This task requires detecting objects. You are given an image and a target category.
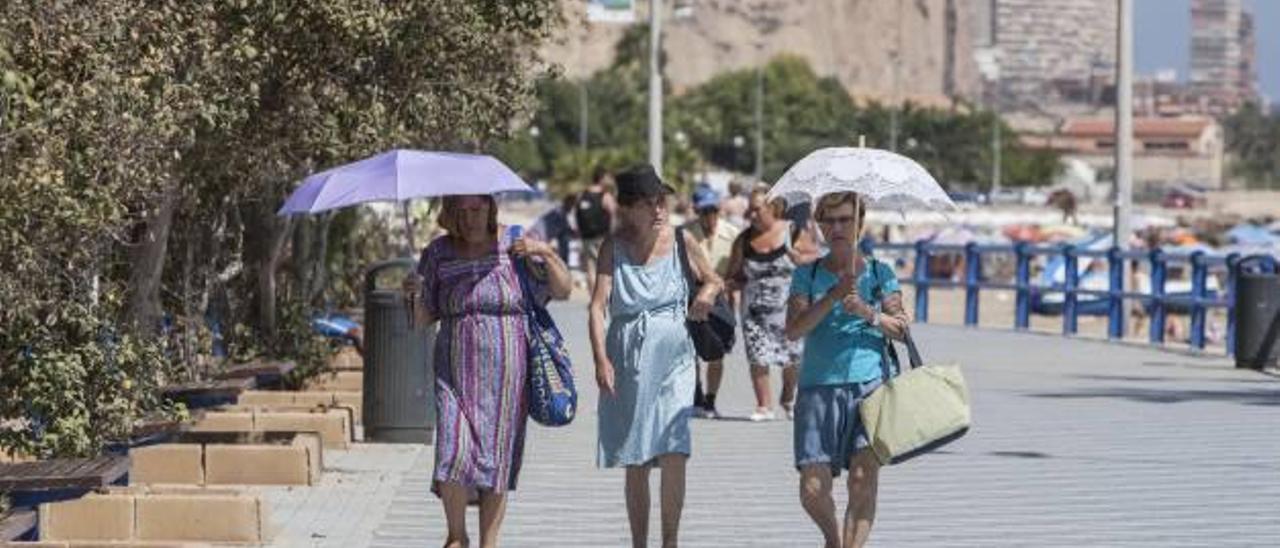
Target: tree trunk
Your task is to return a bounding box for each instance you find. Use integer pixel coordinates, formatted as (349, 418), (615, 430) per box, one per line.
(125, 184), (181, 333)
(243, 199), (293, 339)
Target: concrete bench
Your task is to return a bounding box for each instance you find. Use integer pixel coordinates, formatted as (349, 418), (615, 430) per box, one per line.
(236, 390), (363, 424)
(130, 434), (321, 487)
(189, 409), (351, 449)
(35, 489), (269, 544)
(303, 370), (363, 392)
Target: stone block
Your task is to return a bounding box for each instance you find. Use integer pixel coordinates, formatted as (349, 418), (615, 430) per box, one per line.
(304, 371), (362, 392)
(253, 411), (350, 449)
(134, 494), (266, 543)
(204, 444), (312, 486)
(38, 495), (134, 541)
(235, 390), (297, 407)
(329, 347), (363, 371)
(291, 433), (324, 484)
(187, 412), (253, 433)
(129, 444), (203, 485)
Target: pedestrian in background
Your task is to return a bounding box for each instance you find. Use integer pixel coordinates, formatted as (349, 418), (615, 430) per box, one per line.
(531, 194), (578, 265)
(721, 179), (750, 229)
(403, 194), (573, 548)
(574, 166), (617, 295)
(784, 191), (909, 548)
(589, 165), (723, 548)
(682, 183), (741, 419)
(726, 185), (820, 421)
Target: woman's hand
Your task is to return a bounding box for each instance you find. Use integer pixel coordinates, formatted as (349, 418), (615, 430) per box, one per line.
(829, 271), (857, 300)
(595, 359), (616, 397)
(841, 294), (876, 321)
(401, 271), (424, 299)
(510, 237), (553, 259)
(878, 313), (909, 339)
(688, 291), (715, 322)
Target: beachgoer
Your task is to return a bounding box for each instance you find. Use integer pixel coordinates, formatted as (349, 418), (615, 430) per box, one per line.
(784, 192), (910, 548)
(574, 166), (618, 295)
(726, 185), (820, 421)
(532, 194), (578, 265)
(721, 179), (750, 229)
(402, 194), (573, 548)
(590, 165), (723, 548)
(681, 183), (741, 418)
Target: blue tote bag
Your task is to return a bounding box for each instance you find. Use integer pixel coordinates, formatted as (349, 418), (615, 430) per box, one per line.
(509, 226), (577, 426)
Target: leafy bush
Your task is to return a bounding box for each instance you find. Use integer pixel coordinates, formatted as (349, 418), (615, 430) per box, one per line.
(0, 300), (186, 458)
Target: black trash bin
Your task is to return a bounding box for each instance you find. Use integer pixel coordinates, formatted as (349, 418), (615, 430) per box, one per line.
(1233, 255), (1279, 370)
(363, 258), (436, 442)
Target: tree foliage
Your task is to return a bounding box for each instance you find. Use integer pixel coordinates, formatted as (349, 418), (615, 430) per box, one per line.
(0, 0), (557, 457)
(1224, 102), (1280, 189)
(502, 49), (1060, 192)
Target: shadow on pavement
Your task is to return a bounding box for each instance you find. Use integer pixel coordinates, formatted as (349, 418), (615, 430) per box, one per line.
(1026, 387), (1280, 406)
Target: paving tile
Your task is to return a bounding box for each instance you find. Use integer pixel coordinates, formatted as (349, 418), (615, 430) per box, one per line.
(262, 302), (1280, 547)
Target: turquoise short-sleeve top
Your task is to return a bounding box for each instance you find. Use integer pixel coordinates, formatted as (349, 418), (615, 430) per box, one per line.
(789, 257), (901, 387)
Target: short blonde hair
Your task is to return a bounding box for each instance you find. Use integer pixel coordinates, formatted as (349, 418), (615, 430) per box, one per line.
(437, 194), (498, 236)
(814, 192), (866, 223)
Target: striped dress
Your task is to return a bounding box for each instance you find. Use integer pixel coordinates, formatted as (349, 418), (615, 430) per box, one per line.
(417, 229), (546, 495)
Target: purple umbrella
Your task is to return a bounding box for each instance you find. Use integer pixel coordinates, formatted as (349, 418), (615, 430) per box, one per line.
(277, 149), (532, 250)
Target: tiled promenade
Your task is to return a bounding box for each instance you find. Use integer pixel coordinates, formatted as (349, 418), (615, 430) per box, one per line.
(265, 302), (1280, 547)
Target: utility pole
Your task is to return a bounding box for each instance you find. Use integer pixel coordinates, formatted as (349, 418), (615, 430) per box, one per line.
(754, 41), (765, 180)
(1114, 0), (1133, 251)
(889, 0), (903, 152)
(648, 0), (664, 174)
(992, 71), (1002, 194)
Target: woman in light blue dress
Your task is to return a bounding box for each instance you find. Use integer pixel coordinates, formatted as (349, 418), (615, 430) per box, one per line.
(589, 165), (723, 548)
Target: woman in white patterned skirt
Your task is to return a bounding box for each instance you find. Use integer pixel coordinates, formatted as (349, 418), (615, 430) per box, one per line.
(725, 185), (819, 421)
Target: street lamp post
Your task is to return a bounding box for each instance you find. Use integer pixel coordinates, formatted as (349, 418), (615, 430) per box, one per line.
(754, 41), (765, 180)
(648, 0), (664, 174)
(1114, 0), (1133, 251)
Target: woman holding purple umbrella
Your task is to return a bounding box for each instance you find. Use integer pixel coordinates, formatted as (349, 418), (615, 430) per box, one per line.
(402, 194), (573, 548)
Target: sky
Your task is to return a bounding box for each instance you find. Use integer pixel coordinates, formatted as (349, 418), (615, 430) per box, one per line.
(1135, 0), (1279, 104)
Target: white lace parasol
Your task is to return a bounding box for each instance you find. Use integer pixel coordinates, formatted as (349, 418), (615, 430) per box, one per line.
(767, 147), (957, 212)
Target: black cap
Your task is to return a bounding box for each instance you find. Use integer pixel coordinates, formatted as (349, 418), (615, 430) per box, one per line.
(615, 164), (675, 200)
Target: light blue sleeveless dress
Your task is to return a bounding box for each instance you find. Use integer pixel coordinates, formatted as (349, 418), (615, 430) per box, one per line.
(597, 235), (697, 468)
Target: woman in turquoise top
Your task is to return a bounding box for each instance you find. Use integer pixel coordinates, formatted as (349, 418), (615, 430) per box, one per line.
(784, 192), (910, 548)
(589, 165), (723, 548)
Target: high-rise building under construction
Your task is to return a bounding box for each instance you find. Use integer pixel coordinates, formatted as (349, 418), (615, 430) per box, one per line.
(1190, 0), (1257, 113)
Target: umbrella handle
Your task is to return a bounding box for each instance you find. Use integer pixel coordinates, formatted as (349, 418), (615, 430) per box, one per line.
(402, 201), (418, 329)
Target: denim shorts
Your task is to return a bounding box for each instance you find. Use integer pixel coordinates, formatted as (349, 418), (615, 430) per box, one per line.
(793, 378), (883, 476)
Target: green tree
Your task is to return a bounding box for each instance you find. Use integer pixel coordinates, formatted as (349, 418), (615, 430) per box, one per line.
(0, 0), (558, 457)
(1224, 102), (1280, 189)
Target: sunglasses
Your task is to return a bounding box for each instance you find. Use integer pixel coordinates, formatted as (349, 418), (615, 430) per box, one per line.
(818, 215), (860, 226)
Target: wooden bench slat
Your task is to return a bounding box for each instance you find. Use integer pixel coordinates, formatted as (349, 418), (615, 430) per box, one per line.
(0, 455), (129, 491)
(0, 508), (37, 541)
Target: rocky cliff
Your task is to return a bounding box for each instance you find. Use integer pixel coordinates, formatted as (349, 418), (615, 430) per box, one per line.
(543, 0), (981, 105)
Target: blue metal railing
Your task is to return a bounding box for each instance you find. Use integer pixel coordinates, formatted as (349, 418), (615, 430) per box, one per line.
(870, 241), (1278, 353)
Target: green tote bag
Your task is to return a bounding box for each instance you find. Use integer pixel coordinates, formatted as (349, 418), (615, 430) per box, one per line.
(859, 333), (970, 465)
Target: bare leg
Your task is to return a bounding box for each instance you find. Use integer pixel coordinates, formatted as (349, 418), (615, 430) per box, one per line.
(706, 359), (724, 399)
(843, 450), (880, 548)
(780, 365), (798, 409)
(438, 482), (471, 548)
(750, 365), (772, 411)
(659, 454), (687, 548)
(799, 465), (839, 548)
(478, 491), (508, 548)
(584, 245), (599, 296)
(625, 464), (652, 548)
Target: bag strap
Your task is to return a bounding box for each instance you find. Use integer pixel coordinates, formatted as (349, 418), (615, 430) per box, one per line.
(508, 225), (535, 308)
(674, 226), (698, 302)
(870, 258), (924, 375)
